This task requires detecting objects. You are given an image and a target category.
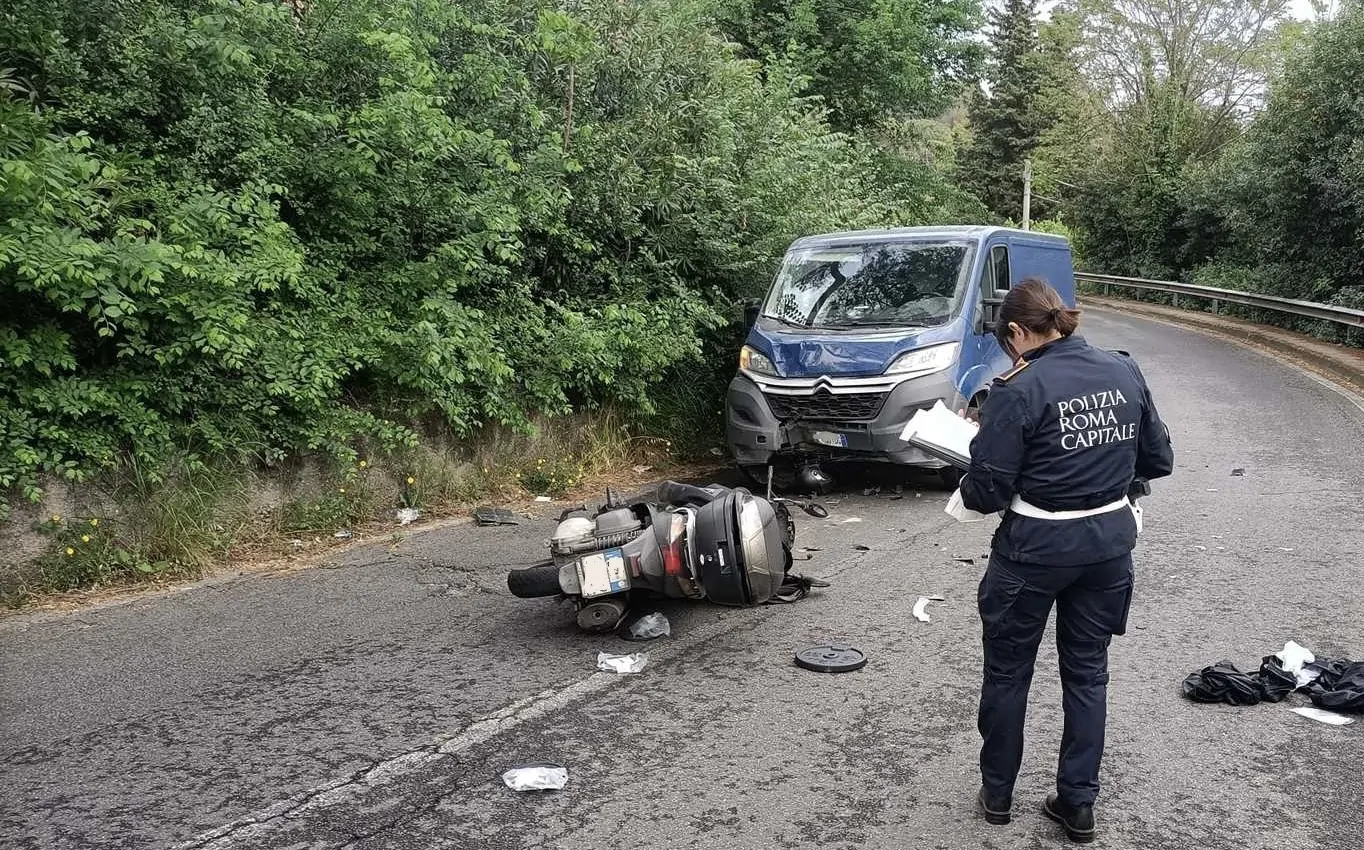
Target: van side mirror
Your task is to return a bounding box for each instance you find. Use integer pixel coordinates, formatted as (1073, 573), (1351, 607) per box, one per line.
(981, 288), (1009, 333)
(743, 302), (761, 329)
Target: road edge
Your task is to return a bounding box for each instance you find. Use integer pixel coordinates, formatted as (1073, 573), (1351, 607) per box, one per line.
(1082, 296), (1364, 414)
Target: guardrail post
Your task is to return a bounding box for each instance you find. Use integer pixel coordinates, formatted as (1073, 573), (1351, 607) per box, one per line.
(1172, 293), (1180, 309)
(1211, 299), (1220, 315)
(1104, 282), (1110, 297)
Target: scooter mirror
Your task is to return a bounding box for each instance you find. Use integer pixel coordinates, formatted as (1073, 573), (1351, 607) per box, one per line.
(803, 503), (829, 518)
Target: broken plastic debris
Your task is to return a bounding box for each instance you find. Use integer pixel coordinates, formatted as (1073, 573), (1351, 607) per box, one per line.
(333, 529), (353, 539)
(632, 465), (653, 474)
(1231, 468), (1246, 476)
(502, 762), (569, 791)
(1290, 707), (1355, 726)
(628, 612), (670, 640)
(534, 495), (552, 502)
(1276, 640), (1319, 688)
(473, 507), (518, 526)
(597, 652), (648, 674)
(912, 597), (933, 623)
(840, 517), (863, 524)
(852, 544), (870, 551)
(396, 508), (420, 526)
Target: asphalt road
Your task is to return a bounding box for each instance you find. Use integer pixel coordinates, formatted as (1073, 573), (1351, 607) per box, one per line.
(3, 310), (1364, 850)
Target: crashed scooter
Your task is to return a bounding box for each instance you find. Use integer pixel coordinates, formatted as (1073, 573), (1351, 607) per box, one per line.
(506, 481), (827, 631)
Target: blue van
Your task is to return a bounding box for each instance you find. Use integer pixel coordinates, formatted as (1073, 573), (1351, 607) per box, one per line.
(725, 225), (1076, 489)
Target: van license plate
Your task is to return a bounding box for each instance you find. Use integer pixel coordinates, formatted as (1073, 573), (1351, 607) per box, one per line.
(813, 431), (848, 448)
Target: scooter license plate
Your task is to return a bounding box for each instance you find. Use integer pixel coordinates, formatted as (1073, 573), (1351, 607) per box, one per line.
(812, 431), (848, 448)
(576, 548), (630, 598)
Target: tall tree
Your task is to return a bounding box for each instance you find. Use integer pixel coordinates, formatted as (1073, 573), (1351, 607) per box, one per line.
(719, 0), (984, 132)
(957, 0), (1045, 222)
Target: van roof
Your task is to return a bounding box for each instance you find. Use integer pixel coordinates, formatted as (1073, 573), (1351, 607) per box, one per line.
(789, 225), (1069, 249)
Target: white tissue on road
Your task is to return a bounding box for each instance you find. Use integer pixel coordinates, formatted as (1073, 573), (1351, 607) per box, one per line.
(502, 764), (569, 791)
(597, 652), (648, 674)
(1276, 640), (1321, 688)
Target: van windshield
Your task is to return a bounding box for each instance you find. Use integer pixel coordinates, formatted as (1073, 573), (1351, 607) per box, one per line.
(762, 240), (975, 329)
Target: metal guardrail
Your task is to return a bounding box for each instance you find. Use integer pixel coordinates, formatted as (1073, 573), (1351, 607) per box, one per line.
(1075, 272), (1364, 330)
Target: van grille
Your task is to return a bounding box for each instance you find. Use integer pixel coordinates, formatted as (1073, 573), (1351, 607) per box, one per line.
(765, 391), (887, 422)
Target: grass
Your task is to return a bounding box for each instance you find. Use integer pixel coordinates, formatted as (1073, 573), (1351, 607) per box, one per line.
(1, 408), (696, 607)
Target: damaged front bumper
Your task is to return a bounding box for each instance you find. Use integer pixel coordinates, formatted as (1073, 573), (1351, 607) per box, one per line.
(725, 371), (967, 468)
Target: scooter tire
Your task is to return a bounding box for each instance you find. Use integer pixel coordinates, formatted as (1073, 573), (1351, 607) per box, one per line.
(507, 563), (562, 598)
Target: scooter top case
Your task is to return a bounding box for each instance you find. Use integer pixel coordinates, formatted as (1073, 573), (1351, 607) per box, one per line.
(692, 488), (787, 606)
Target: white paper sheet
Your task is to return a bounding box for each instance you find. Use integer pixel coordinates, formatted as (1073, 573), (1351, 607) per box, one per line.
(900, 400), (979, 467)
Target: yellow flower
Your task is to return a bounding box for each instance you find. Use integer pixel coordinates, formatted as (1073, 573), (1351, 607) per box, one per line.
(406, 476), (415, 485)
(81, 534), (91, 543)
(359, 460), (369, 469)
(65, 547), (75, 556)
(90, 518), (99, 527)
(338, 487), (346, 494)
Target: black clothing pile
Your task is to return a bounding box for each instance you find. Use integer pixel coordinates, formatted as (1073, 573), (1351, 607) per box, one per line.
(1182, 652), (1364, 712)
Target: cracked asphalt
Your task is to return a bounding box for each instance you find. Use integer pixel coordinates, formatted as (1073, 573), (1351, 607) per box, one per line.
(3, 309), (1363, 850)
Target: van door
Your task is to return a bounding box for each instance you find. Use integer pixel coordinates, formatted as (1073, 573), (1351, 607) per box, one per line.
(962, 241), (1016, 403)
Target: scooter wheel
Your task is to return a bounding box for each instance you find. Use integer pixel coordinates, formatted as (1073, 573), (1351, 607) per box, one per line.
(507, 563), (562, 598)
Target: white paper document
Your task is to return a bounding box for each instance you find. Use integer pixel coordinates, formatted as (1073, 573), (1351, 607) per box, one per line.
(900, 400), (979, 470)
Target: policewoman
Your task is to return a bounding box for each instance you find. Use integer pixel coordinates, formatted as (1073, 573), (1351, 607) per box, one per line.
(960, 278), (1174, 843)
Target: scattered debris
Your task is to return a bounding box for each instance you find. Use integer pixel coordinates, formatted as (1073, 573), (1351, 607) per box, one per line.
(953, 556), (976, 565)
(333, 530), (353, 539)
(1206, 488), (1219, 492)
(795, 644), (867, 673)
(1278, 547), (1295, 553)
(502, 762), (569, 791)
(473, 507), (519, 526)
(1291, 707), (1356, 726)
(534, 495), (552, 502)
(852, 544), (871, 551)
(1231, 468), (1246, 476)
(840, 517), (863, 524)
(291, 539), (304, 549)
(627, 612), (670, 641)
(862, 487), (881, 496)
(632, 465), (653, 474)
(1183, 642), (1364, 712)
(1182, 660), (1262, 706)
(597, 651), (648, 674)
(396, 508), (420, 526)
(911, 596), (945, 623)
(803, 546), (822, 553)
(709, 447), (724, 456)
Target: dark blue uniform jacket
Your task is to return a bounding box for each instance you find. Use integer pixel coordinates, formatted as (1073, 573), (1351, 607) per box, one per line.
(960, 334), (1175, 566)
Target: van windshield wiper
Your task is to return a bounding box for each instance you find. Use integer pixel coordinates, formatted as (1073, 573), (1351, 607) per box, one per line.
(823, 319), (929, 328)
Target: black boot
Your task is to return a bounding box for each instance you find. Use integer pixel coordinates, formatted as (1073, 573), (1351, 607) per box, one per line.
(977, 787), (1012, 825)
(1044, 793), (1096, 843)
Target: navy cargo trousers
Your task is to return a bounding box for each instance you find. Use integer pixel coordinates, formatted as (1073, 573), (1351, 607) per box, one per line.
(977, 551), (1135, 806)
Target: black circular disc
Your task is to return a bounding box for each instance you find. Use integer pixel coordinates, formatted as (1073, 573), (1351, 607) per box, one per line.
(795, 644), (867, 673)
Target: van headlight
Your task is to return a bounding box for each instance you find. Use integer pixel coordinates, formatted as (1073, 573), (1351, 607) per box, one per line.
(739, 345), (778, 376)
(885, 343), (959, 377)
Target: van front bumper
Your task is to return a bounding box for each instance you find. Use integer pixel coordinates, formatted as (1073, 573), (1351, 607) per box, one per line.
(725, 372), (968, 467)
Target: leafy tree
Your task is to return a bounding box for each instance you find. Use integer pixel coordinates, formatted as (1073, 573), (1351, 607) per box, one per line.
(719, 0), (985, 131)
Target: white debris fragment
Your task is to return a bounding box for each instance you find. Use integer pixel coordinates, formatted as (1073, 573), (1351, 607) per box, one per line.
(912, 597), (933, 623)
(840, 517), (863, 524)
(396, 508), (420, 526)
(503, 763), (569, 791)
(1275, 641), (1321, 688)
(597, 652), (648, 674)
(1290, 707), (1355, 726)
(534, 495), (552, 502)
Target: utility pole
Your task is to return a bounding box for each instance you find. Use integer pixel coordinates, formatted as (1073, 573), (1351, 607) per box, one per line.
(1022, 158), (1032, 231)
